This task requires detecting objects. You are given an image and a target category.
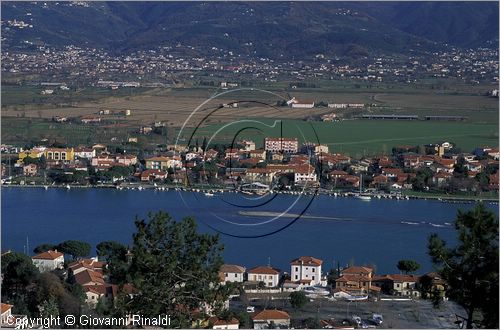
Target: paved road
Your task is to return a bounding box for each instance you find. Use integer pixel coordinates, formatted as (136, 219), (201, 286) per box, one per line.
(231, 296), (466, 329)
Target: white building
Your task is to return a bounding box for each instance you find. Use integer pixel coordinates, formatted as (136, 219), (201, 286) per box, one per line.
(247, 266), (280, 287)
(290, 256), (323, 286)
(1, 303), (13, 324)
(242, 140), (256, 151)
(32, 250), (64, 272)
(264, 137), (298, 154)
(347, 103), (365, 108)
(328, 103), (348, 109)
(210, 317), (240, 329)
(219, 264), (246, 284)
(252, 310), (290, 329)
(314, 144), (329, 154)
(294, 165), (318, 184)
(287, 97), (314, 108)
(74, 147), (96, 159)
(185, 152), (200, 161)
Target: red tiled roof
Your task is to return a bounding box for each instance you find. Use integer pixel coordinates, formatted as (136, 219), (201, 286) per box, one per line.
(220, 264), (246, 273)
(32, 250), (64, 260)
(145, 156), (170, 162)
(372, 174), (388, 183)
(248, 266), (280, 275)
(252, 309), (290, 320)
(209, 317), (240, 326)
(438, 158), (455, 167)
(294, 164), (316, 174)
(342, 265), (373, 275)
(74, 269), (105, 286)
(83, 285), (106, 295)
(1, 303), (13, 314)
(247, 168), (276, 174)
(387, 274), (420, 282)
(373, 274), (419, 283)
(382, 168), (404, 174)
(68, 259), (105, 273)
(336, 274), (371, 283)
(141, 169), (167, 177)
(290, 256), (323, 266)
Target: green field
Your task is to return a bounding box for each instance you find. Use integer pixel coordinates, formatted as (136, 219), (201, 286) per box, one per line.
(2, 117), (498, 157)
(1, 117), (139, 147)
(182, 119), (499, 157)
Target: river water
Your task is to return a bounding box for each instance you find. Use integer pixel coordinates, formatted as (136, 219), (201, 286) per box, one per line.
(2, 187), (497, 274)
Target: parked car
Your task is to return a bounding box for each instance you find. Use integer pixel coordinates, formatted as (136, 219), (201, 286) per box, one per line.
(371, 314), (383, 325)
(246, 306), (255, 313)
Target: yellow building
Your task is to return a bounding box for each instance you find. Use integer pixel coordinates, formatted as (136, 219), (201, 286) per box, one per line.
(44, 148), (75, 162)
(145, 156), (170, 170)
(145, 156), (182, 170)
(17, 148), (46, 164)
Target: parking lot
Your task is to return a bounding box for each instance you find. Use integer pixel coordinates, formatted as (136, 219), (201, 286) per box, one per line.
(231, 295), (466, 328)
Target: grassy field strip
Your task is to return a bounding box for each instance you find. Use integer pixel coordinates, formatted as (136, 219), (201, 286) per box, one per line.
(325, 134), (479, 146)
(187, 119), (498, 155)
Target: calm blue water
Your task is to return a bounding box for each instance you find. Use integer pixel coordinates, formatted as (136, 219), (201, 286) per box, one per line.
(2, 187), (497, 274)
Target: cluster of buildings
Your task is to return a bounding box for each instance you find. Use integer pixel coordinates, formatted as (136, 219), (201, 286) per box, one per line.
(1, 37), (497, 85)
(2, 138), (499, 195)
(216, 257), (447, 329)
(218, 257), (444, 300)
(2, 250), (328, 329)
(29, 249), (136, 307)
(12, 250), (446, 329)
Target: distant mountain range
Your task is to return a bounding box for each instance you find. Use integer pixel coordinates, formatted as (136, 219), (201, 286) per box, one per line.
(1, 2), (498, 58)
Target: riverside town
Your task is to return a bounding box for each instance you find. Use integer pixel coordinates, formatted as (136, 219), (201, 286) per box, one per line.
(1, 2), (498, 330)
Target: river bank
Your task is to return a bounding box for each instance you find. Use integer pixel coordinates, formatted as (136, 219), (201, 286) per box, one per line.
(2, 182), (498, 203)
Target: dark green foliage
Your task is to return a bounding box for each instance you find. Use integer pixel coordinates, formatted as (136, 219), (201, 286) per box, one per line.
(396, 260), (421, 274)
(96, 241), (127, 261)
(428, 203), (499, 329)
(33, 243), (57, 254)
(304, 317), (321, 329)
(101, 166), (134, 180)
(1, 252), (39, 295)
(453, 157), (468, 178)
(233, 311), (251, 329)
(1, 252), (84, 319)
(96, 241), (129, 284)
(412, 168), (434, 191)
(289, 291), (308, 309)
(57, 240), (91, 260)
(201, 137), (208, 152)
(327, 264), (341, 287)
(22, 156), (39, 165)
(125, 211), (229, 327)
